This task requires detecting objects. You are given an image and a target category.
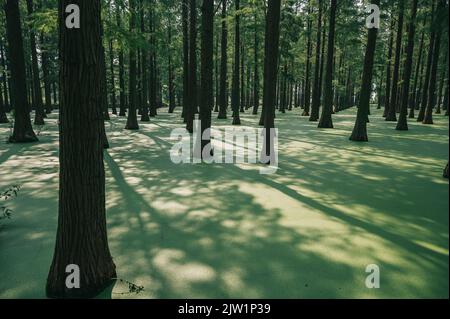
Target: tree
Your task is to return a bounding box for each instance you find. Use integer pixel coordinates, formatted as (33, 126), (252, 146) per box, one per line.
(186, 0), (197, 133)
(396, 0), (418, 131)
(231, 0), (241, 125)
(4, 0), (38, 143)
(199, 0), (214, 159)
(261, 0), (281, 163)
(423, 0), (446, 125)
(318, 0), (336, 129)
(47, 0), (116, 298)
(386, 0), (404, 122)
(26, 0), (45, 126)
(182, 0), (189, 121)
(417, 0), (436, 122)
(125, 0), (140, 130)
(349, 0), (380, 142)
(310, 0), (323, 122)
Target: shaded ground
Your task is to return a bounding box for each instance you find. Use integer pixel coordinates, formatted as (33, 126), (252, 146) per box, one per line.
(0, 107), (448, 299)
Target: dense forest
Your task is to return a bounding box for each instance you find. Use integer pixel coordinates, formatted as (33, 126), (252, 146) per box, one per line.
(0, 0), (448, 299)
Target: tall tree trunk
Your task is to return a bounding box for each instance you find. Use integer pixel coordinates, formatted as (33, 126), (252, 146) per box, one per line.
(231, 0), (241, 125)
(240, 44), (245, 113)
(40, 34), (52, 114)
(108, 38), (117, 115)
(125, 0), (139, 130)
(199, 0), (214, 159)
(435, 52), (447, 114)
(386, 0), (404, 122)
(4, 0), (38, 143)
(218, 0), (228, 119)
(47, 0), (116, 298)
(116, 3), (126, 116)
(396, 0), (418, 130)
(186, 0), (198, 133)
(383, 18), (394, 117)
(261, 0), (281, 163)
(310, 0), (323, 122)
(182, 0), (189, 120)
(349, 0), (380, 141)
(26, 0), (45, 125)
(318, 0), (336, 128)
(140, 1), (150, 121)
(0, 42), (9, 110)
(423, 0), (445, 124)
(168, 22), (176, 114)
(417, 0), (436, 122)
(409, 26), (425, 118)
(302, 2), (312, 116)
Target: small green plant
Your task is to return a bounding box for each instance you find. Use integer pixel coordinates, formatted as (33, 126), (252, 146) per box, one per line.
(112, 278), (145, 296)
(1, 185), (21, 224)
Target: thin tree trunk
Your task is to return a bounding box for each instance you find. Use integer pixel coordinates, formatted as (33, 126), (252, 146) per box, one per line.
(4, 0), (38, 143)
(218, 0), (228, 119)
(231, 0), (241, 125)
(310, 0), (323, 121)
(423, 0), (445, 124)
(125, 0), (139, 130)
(318, 0), (336, 128)
(386, 0), (404, 122)
(199, 0), (214, 159)
(261, 0), (281, 163)
(396, 0), (418, 130)
(349, 0), (380, 141)
(26, 0), (45, 125)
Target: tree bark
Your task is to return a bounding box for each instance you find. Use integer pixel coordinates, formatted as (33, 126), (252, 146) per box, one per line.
(349, 0), (380, 142)
(26, 0), (45, 125)
(125, 0), (139, 130)
(261, 0), (281, 163)
(47, 0), (116, 298)
(310, 0), (323, 122)
(199, 0), (214, 159)
(4, 0), (38, 143)
(318, 0), (336, 128)
(231, 0), (241, 125)
(386, 0), (404, 122)
(396, 0), (417, 131)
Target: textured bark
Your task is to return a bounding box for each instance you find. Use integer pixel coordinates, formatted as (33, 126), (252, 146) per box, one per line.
(0, 42), (9, 110)
(199, 0), (214, 158)
(182, 0), (189, 120)
(218, 0), (228, 120)
(125, 0), (139, 130)
(409, 27), (425, 118)
(310, 0), (323, 122)
(108, 38), (117, 115)
(253, 13), (260, 115)
(302, 2), (312, 117)
(261, 0), (281, 162)
(386, 0), (404, 122)
(47, 0), (116, 298)
(396, 0), (417, 131)
(27, 0), (45, 125)
(168, 22), (176, 114)
(231, 0), (241, 125)
(349, 0), (380, 142)
(116, 4), (126, 117)
(140, 2), (150, 121)
(318, 0), (336, 129)
(186, 0), (197, 133)
(417, 1), (436, 122)
(423, 0), (445, 124)
(40, 33), (53, 114)
(4, 0), (38, 143)
(383, 19), (394, 117)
